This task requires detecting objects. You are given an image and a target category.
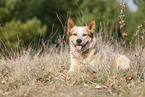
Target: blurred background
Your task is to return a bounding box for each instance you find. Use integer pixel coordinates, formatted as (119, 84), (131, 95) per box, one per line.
(0, 0), (145, 49)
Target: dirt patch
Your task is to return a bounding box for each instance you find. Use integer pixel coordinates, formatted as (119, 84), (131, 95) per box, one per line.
(55, 87), (109, 97)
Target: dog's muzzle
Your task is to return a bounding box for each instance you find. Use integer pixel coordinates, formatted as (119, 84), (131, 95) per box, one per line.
(71, 41), (89, 50)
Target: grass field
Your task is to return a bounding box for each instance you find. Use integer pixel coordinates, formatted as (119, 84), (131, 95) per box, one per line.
(0, 1), (145, 96)
(0, 31), (145, 97)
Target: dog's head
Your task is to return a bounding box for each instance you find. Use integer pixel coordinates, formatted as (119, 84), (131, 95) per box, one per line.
(67, 17), (95, 51)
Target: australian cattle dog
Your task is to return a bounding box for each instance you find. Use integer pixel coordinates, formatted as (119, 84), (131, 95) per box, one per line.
(67, 17), (130, 73)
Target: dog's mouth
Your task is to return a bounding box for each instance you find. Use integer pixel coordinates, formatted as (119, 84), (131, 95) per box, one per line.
(71, 41), (89, 50)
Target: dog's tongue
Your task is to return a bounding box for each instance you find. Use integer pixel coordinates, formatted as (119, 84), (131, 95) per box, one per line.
(76, 45), (82, 50)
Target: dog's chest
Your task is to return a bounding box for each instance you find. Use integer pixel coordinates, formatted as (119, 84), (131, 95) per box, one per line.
(71, 48), (96, 65)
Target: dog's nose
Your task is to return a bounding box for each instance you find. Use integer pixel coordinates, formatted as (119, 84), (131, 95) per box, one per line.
(76, 39), (82, 44)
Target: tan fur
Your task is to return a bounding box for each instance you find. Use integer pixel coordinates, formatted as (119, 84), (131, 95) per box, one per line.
(67, 17), (130, 73)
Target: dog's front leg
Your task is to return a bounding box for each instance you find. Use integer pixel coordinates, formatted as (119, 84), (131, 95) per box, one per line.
(68, 58), (80, 73)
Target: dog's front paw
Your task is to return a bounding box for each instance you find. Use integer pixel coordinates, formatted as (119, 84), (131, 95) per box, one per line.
(67, 68), (78, 76)
(67, 69), (74, 74)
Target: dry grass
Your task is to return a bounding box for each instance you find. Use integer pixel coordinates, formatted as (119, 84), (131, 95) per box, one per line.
(0, 1), (145, 97)
(0, 31), (145, 97)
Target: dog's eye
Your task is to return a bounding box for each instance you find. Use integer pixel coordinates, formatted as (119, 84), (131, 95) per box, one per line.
(83, 34), (88, 36)
(72, 33), (77, 36)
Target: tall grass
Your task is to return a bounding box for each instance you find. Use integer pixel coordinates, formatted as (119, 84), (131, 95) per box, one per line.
(0, 23), (145, 97)
(0, 1), (145, 97)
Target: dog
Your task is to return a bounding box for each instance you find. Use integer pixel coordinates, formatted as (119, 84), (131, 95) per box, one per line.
(67, 17), (130, 73)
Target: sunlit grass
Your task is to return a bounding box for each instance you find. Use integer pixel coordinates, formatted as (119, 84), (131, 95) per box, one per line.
(0, 33), (145, 96)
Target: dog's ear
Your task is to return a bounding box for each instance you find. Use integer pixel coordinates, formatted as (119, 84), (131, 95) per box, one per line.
(67, 17), (76, 34)
(87, 19), (95, 33)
